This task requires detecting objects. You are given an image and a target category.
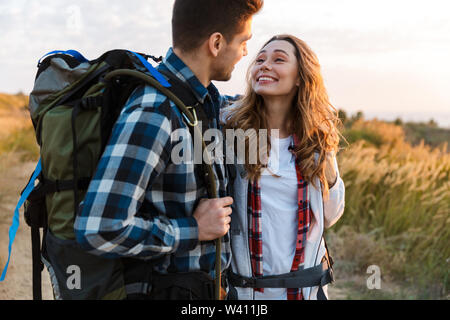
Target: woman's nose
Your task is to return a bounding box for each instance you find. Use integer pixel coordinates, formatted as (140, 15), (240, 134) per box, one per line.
(260, 60), (272, 70)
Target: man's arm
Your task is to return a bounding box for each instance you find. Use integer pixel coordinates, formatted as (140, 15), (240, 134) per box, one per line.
(74, 86), (199, 259)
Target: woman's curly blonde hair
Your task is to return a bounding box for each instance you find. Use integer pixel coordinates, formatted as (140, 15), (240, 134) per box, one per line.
(224, 34), (343, 198)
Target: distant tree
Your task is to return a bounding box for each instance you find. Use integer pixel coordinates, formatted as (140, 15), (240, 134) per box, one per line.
(349, 111), (364, 126)
(354, 111), (364, 121)
(394, 118), (403, 126)
(428, 119), (438, 128)
(338, 109), (348, 125)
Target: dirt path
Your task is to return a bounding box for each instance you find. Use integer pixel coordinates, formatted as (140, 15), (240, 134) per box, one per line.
(0, 160), (53, 300)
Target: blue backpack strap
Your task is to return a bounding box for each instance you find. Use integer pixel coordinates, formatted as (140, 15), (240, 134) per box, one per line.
(37, 49), (89, 66)
(128, 51), (171, 88)
(0, 159), (42, 281)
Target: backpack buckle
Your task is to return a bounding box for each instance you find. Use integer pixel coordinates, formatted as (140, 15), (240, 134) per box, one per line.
(228, 272), (256, 288)
(182, 106), (198, 127)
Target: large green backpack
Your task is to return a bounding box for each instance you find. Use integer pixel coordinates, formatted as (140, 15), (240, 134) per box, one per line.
(3, 49), (220, 300)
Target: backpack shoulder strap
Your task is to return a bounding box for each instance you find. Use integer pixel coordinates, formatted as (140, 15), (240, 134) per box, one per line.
(157, 69), (211, 129)
(103, 67), (222, 298)
(104, 68), (218, 199)
(157, 69), (219, 200)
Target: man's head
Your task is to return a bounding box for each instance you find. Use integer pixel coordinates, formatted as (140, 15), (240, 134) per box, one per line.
(172, 0), (263, 81)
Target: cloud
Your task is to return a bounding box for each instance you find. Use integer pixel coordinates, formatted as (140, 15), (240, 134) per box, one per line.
(0, 0), (449, 120)
(0, 0), (175, 92)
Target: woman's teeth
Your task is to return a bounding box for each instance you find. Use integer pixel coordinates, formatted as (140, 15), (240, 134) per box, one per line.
(258, 77), (275, 82)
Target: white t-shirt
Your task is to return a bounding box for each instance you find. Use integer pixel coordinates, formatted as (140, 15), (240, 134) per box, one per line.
(254, 135), (299, 300)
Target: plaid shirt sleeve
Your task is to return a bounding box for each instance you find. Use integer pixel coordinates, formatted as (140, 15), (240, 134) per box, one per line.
(74, 85), (199, 259)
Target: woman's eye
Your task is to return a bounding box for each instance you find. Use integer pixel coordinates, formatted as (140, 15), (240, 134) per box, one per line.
(275, 58), (285, 62)
(256, 59), (265, 63)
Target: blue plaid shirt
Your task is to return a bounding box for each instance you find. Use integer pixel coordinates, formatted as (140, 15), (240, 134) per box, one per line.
(74, 48), (230, 284)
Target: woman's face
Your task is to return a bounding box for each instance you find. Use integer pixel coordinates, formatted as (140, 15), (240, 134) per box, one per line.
(251, 39), (300, 98)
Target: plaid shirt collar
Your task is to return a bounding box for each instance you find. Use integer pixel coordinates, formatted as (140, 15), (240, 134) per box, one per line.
(160, 47), (221, 121)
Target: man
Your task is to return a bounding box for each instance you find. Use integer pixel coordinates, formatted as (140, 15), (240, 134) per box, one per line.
(75, 0), (263, 299)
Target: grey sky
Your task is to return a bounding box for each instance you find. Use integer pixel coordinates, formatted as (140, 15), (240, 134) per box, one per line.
(1, 0), (449, 125)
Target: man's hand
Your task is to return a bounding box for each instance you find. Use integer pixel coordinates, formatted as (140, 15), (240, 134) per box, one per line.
(193, 197), (233, 241)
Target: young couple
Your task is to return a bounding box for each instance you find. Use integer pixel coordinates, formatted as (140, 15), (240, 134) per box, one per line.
(74, 0), (345, 300)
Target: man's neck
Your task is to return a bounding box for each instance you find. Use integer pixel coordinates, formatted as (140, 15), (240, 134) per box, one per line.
(173, 47), (211, 88)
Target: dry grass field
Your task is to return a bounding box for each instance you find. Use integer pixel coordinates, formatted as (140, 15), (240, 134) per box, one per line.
(330, 132), (449, 299)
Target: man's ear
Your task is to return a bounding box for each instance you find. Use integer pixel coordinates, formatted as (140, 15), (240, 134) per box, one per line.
(208, 32), (225, 58)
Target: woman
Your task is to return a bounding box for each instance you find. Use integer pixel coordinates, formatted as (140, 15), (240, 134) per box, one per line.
(222, 35), (345, 300)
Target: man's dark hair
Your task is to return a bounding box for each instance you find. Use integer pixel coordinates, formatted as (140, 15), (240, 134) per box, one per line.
(172, 0), (263, 52)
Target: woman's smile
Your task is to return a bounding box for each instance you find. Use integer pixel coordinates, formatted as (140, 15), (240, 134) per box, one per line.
(257, 75), (278, 84)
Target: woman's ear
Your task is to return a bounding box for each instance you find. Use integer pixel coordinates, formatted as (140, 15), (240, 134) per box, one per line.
(208, 32), (225, 57)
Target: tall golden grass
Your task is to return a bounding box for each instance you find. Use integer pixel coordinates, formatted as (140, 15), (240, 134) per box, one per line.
(0, 93), (31, 140)
(0, 93), (38, 171)
(0, 92), (28, 112)
(0, 124), (39, 164)
(334, 119), (449, 298)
